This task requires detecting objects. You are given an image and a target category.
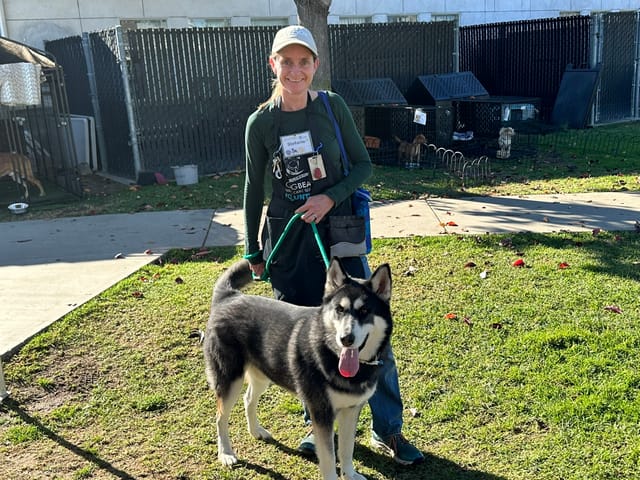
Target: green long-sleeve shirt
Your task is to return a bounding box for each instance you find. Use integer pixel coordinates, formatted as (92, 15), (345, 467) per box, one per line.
(243, 91), (372, 255)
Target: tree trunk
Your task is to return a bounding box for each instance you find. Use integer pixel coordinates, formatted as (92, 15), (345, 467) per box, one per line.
(293, 0), (332, 90)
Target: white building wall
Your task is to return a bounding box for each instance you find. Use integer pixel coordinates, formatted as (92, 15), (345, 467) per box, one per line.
(0, 0), (635, 50)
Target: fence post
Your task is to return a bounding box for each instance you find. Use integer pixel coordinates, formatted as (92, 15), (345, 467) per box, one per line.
(115, 26), (143, 176)
(590, 13), (603, 125)
(82, 32), (110, 173)
(0, 358), (9, 402)
(633, 11), (640, 119)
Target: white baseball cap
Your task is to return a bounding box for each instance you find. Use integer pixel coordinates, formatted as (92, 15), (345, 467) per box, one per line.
(271, 25), (318, 57)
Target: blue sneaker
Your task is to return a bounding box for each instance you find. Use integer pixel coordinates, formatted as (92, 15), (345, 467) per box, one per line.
(371, 431), (425, 465)
(298, 430), (316, 457)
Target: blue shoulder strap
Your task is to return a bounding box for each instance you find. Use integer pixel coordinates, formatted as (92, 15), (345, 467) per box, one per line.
(318, 90), (350, 176)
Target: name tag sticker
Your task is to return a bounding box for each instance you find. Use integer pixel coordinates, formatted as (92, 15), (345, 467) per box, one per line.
(281, 131), (314, 158)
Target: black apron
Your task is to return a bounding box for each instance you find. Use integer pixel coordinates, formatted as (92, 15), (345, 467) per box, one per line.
(261, 95), (365, 306)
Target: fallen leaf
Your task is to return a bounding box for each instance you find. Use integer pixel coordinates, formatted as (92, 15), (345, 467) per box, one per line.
(403, 266), (417, 276)
(409, 407), (421, 418)
(132, 291), (144, 298)
(446, 221), (458, 226)
(463, 317), (473, 327)
(592, 228), (601, 236)
(464, 261), (476, 268)
(604, 305), (622, 314)
(445, 312), (458, 320)
(512, 258), (525, 267)
(144, 249), (153, 255)
(491, 322), (503, 329)
(175, 277), (185, 284)
(558, 262), (570, 269)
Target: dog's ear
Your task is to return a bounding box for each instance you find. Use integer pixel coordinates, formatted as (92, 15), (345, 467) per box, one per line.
(325, 257), (349, 293)
(369, 264), (392, 303)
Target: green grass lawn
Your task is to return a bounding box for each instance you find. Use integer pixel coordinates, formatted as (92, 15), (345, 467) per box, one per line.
(2, 233), (640, 479)
(1, 121), (640, 479)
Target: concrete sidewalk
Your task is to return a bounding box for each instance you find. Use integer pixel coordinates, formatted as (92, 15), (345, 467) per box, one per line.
(2, 191), (640, 360)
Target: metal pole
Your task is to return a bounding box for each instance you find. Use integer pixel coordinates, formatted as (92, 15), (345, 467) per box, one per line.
(115, 26), (143, 176)
(589, 13), (603, 125)
(82, 32), (110, 172)
(633, 10), (640, 119)
(0, 358), (9, 402)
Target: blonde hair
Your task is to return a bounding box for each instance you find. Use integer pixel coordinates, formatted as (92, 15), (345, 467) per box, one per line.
(258, 76), (283, 111)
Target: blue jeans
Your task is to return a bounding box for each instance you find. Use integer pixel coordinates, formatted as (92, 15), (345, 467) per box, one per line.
(303, 256), (404, 438)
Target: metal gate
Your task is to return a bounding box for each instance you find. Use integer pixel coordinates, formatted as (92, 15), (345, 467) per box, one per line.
(591, 11), (640, 124)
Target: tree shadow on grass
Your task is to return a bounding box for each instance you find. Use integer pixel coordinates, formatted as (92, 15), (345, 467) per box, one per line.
(2, 398), (138, 480)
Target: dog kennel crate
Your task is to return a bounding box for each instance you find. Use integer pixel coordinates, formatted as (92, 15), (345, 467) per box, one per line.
(405, 71), (489, 105)
(0, 37), (82, 205)
(333, 78), (407, 106)
(363, 105), (436, 167)
(455, 96), (542, 136)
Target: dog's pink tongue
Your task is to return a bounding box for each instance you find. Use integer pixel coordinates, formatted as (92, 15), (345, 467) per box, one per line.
(339, 347), (360, 378)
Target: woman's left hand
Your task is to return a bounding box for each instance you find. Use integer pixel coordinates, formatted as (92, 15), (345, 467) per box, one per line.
(295, 194), (335, 223)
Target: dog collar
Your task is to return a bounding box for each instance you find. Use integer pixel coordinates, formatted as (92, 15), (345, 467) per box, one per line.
(360, 358), (383, 366)
(357, 334), (383, 366)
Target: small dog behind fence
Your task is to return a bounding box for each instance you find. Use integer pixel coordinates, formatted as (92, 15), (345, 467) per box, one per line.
(393, 134), (428, 169)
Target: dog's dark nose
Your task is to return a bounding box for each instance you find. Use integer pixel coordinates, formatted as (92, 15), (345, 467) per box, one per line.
(341, 334), (355, 347)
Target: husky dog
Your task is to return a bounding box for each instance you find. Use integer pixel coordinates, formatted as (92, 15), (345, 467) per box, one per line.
(497, 127), (516, 159)
(203, 258), (393, 480)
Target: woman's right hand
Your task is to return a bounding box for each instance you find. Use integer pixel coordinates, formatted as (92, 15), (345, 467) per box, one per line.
(250, 261), (265, 279)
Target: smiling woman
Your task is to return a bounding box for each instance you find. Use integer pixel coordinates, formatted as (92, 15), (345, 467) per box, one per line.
(241, 23), (425, 468)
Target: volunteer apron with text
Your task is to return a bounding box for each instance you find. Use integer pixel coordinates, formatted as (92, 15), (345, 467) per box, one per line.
(261, 95), (365, 306)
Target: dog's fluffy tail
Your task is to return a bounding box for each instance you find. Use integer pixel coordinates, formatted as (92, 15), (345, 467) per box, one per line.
(212, 259), (254, 304)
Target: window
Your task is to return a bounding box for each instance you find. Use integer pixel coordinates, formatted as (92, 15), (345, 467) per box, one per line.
(190, 18), (230, 28)
(251, 18), (289, 26)
(559, 11), (581, 17)
(120, 19), (167, 30)
(432, 14), (459, 23)
(389, 15), (418, 23)
(339, 16), (371, 25)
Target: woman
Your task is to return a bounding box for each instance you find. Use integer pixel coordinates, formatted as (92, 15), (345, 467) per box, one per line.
(243, 24), (424, 465)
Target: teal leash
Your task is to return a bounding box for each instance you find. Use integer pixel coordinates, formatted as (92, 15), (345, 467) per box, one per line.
(260, 212), (330, 281)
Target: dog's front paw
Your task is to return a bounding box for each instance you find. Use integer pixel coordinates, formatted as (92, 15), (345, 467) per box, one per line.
(218, 451), (238, 466)
(248, 424), (272, 440)
(341, 471), (367, 480)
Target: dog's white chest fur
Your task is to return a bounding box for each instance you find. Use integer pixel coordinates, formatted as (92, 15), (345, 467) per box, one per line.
(328, 385), (376, 409)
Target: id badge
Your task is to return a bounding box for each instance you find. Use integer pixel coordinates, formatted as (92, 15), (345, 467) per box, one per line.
(308, 154), (327, 181)
(281, 131), (314, 158)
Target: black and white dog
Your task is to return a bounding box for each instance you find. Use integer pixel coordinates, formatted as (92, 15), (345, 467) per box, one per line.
(203, 257), (393, 480)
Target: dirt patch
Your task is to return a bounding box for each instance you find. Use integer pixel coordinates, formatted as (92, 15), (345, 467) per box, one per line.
(80, 174), (132, 197)
(13, 354), (102, 413)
